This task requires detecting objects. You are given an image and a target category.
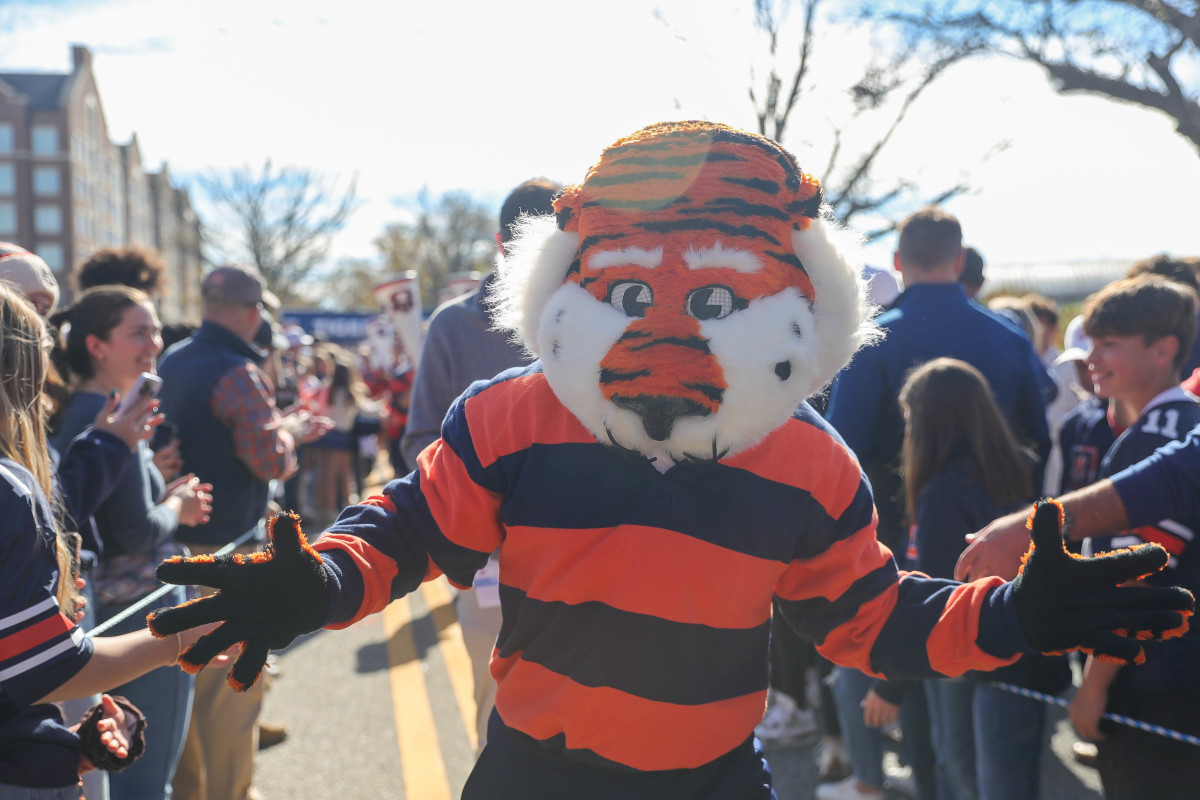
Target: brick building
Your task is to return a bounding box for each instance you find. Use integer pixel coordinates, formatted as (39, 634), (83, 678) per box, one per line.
(0, 45), (202, 320)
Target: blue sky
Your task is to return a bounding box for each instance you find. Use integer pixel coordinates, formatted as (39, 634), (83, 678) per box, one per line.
(1, 0), (1197, 272)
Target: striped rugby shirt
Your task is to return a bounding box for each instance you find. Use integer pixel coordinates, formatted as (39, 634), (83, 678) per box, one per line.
(316, 364), (1028, 771)
(0, 459), (93, 787)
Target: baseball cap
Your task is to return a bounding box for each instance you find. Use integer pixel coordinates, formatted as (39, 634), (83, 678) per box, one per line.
(201, 264), (280, 310)
(0, 242), (59, 314)
(1053, 314), (1091, 366)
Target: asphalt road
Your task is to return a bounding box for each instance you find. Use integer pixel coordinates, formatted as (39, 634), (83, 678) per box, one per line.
(251, 580), (1105, 800)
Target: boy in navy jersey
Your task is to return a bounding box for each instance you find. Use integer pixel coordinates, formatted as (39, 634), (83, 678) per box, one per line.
(1068, 275), (1200, 800)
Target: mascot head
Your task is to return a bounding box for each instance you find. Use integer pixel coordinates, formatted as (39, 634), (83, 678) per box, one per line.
(491, 121), (879, 467)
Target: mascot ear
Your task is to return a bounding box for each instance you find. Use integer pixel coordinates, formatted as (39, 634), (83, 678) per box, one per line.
(554, 184), (583, 234)
(488, 196), (581, 359)
(794, 216), (884, 394)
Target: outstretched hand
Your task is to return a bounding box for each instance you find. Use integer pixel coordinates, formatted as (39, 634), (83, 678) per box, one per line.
(147, 512), (331, 691)
(1012, 500), (1195, 664)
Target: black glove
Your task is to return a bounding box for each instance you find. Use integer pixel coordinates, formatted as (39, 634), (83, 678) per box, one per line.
(76, 695), (146, 772)
(147, 512), (331, 691)
(1012, 499), (1195, 664)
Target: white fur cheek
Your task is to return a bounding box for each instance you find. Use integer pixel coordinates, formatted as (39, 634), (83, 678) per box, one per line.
(679, 290), (820, 456)
(535, 284), (645, 446)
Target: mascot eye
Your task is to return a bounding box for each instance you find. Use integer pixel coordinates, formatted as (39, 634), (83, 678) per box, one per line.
(607, 281), (654, 317)
(686, 285), (743, 320)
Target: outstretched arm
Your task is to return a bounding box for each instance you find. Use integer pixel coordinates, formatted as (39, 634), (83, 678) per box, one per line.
(955, 479), (1128, 581)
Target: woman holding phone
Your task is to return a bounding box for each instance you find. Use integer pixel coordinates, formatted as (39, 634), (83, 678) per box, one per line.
(0, 283), (218, 798)
(50, 286), (212, 800)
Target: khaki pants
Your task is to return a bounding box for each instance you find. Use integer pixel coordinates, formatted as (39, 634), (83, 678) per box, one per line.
(456, 590), (503, 752)
(171, 542), (265, 800)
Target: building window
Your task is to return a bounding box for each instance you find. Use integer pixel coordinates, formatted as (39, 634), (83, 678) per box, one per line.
(0, 201), (16, 235)
(37, 243), (64, 272)
(0, 124), (13, 154)
(35, 205), (62, 234)
(75, 212), (90, 238)
(31, 125), (59, 156)
(0, 163), (14, 195)
(33, 167), (60, 196)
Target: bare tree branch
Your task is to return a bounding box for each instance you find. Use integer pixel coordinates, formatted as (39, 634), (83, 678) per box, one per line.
(869, 0), (1200, 156)
(199, 160), (358, 304)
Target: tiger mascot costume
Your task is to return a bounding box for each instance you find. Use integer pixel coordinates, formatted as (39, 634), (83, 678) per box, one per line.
(148, 121), (1191, 799)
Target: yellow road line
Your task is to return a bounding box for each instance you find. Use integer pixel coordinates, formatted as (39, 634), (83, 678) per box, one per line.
(384, 596), (453, 800)
(420, 577), (479, 752)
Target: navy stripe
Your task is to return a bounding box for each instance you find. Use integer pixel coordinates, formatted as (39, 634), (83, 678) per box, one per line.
(586, 170), (687, 188)
(867, 576), (963, 677)
(762, 250), (809, 275)
(633, 218), (781, 246)
(775, 562), (897, 646)
(578, 233), (626, 253)
(675, 197), (793, 222)
(582, 197), (691, 212)
(496, 585), (770, 705)
(721, 176), (779, 194)
(493, 441), (851, 563)
(709, 128), (803, 192)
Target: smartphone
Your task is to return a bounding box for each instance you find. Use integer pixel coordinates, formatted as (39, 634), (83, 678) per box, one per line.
(116, 372), (163, 415)
(151, 419), (179, 452)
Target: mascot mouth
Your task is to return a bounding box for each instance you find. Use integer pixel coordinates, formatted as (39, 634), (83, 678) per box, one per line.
(612, 394), (711, 441)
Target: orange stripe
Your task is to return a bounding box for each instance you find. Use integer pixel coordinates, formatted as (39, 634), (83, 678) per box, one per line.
(726, 420), (862, 518)
(775, 523), (893, 602)
(492, 655), (764, 771)
(417, 439), (504, 554)
(501, 525), (783, 628)
(313, 533), (402, 628)
(463, 374), (595, 469)
(0, 612), (73, 661)
(1131, 527), (1187, 557)
(925, 578), (1019, 677)
(816, 582), (898, 676)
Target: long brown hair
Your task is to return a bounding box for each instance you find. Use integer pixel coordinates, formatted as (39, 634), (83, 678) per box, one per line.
(0, 284), (75, 608)
(899, 358), (1033, 520)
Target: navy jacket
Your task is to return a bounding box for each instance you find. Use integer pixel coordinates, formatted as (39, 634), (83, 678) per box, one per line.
(158, 322), (270, 546)
(826, 283), (1052, 550)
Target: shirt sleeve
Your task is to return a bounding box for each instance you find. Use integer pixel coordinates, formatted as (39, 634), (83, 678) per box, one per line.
(55, 428), (132, 532)
(316, 390), (503, 628)
(93, 444), (178, 555)
(0, 492), (93, 710)
(1111, 424), (1200, 530)
(772, 440), (1026, 680)
(211, 363), (298, 483)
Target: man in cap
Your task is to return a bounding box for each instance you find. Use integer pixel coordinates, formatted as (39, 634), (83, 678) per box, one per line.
(157, 264), (328, 800)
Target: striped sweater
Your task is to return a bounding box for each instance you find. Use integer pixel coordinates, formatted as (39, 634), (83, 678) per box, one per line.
(0, 459), (93, 788)
(316, 364), (1028, 772)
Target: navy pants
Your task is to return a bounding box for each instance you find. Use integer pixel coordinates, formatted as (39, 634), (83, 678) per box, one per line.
(462, 713), (777, 800)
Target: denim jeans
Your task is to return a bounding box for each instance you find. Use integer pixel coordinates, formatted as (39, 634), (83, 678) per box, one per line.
(832, 668), (937, 800)
(97, 585), (195, 800)
(972, 682), (1045, 800)
(832, 668), (885, 789)
(923, 678), (977, 800)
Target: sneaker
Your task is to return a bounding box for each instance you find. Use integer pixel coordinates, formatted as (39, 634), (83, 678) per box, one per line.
(258, 720), (288, 750)
(814, 776), (883, 800)
(755, 690), (818, 747)
(1072, 740), (1098, 768)
(815, 737), (851, 783)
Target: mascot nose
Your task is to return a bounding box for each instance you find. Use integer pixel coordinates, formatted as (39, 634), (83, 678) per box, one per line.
(613, 394), (710, 441)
